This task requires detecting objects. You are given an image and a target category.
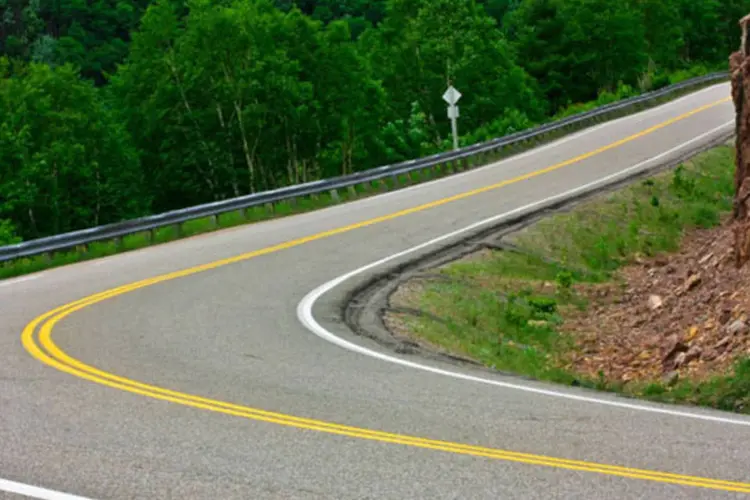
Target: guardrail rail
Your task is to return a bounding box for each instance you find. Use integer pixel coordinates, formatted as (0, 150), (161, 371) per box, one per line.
(0, 72), (730, 265)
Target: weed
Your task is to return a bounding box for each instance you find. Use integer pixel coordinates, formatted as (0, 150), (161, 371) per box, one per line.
(528, 295), (558, 315)
(555, 270), (573, 290)
(398, 144), (749, 413)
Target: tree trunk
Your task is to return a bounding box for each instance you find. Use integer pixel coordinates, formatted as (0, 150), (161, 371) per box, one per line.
(730, 14), (750, 268)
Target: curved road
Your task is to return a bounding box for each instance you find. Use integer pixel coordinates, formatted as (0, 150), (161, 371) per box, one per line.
(2, 82), (749, 499)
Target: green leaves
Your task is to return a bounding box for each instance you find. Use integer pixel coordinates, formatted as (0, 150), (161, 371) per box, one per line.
(0, 58), (146, 239)
(368, 0), (544, 147)
(506, 0), (649, 111)
(2, 0), (749, 244)
(0, 219), (21, 245)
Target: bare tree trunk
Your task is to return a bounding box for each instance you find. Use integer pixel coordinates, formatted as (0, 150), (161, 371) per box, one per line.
(95, 165), (101, 226)
(233, 101), (257, 193)
(165, 54), (219, 195)
(731, 14), (750, 268)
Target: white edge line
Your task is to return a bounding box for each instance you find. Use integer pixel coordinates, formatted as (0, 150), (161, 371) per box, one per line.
(0, 275), (39, 288)
(324, 82), (729, 206)
(296, 120), (750, 427)
(0, 478), (94, 500)
(0, 83), (727, 287)
(0, 84), (731, 500)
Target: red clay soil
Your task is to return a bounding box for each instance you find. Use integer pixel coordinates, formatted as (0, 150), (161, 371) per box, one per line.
(564, 216), (750, 384)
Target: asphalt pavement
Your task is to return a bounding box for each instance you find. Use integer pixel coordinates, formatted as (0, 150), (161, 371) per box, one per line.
(2, 82), (749, 499)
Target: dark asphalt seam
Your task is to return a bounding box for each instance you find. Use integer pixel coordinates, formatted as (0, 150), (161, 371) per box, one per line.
(339, 132), (735, 384)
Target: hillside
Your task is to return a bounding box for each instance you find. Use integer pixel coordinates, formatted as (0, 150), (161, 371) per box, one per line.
(1, 0), (748, 245)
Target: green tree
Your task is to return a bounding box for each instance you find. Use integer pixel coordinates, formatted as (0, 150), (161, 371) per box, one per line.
(507, 0), (648, 111)
(0, 219), (21, 245)
(368, 0), (543, 148)
(112, 0), (388, 212)
(635, 0), (685, 72)
(314, 20), (387, 176)
(0, 58), (146, 239)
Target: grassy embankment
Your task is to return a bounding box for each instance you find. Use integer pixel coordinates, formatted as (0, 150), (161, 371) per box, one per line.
(387, 144), (750, 412)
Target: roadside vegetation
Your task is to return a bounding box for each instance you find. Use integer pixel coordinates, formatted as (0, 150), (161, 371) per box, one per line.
(1, 0), (747, 256)
(386, 144), (750, 413)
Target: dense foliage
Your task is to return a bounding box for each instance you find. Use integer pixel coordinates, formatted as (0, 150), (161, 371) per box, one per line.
(0, 0), (747, 243)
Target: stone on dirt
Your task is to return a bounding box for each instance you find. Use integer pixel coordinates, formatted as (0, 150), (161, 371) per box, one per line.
(647, 294), (663, 310)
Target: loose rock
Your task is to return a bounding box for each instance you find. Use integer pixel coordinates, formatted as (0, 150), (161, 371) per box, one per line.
(674, 352), (688, 368)
(662, 334), (688, 368)
(662, 371), (679, 387)
(684, 345), (703, 364)
(703, 349), (719, 361)
(726, 319), (749, 336)
(699, 253), (714, 265)
(720, 308), (733, 325)
(685, 273), (702, 291)
(716, 336), (732, 351)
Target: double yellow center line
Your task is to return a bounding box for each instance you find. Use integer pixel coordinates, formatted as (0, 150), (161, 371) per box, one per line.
(23, 94), (750, 493)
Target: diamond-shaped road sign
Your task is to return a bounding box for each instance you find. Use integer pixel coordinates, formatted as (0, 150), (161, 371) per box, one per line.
(442, 86), (462, 106)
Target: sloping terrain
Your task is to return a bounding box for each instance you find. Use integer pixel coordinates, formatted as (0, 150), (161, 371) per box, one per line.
(385, 143), (750, 411)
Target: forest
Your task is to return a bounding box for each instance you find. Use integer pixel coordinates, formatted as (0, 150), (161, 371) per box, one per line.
(1, 0), (748, 244)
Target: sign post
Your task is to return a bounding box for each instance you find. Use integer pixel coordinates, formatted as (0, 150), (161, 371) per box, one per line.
(442, 85), (462, 151)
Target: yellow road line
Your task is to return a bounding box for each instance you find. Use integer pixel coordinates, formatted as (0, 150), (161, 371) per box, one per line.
(22, 300), (750, 492)
(23, 95), (749, 493)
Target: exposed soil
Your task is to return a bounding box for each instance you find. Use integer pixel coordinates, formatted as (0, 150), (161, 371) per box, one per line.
(564, 215), (750, 385)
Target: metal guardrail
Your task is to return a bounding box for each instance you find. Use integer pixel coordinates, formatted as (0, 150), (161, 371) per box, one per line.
(0, 72), (730, 263)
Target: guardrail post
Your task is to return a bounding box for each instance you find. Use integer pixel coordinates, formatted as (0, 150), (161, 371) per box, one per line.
(483, 151), (492, 164)
(114, 236), (123, 250)
(209, 214), (218, 228)
(0, 73), (728, 265)
(347, 185), (357, 198)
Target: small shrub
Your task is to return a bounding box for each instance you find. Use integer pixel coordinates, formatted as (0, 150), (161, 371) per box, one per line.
(504, 301), (529, 327)
(670, 165), (697, 198)
(556, 270), (573, 290)
(528, 296), (557, 315)
(641, 383), (666, 397)
(689, 204), (719, 228)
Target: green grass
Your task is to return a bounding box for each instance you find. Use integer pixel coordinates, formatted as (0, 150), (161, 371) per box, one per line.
(396, 143), (750, 413)
(513, 146), (736, 276)
(407, 253), (587, 384)
(0, 185), (369, 280)
(0, 78), (723, 281)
